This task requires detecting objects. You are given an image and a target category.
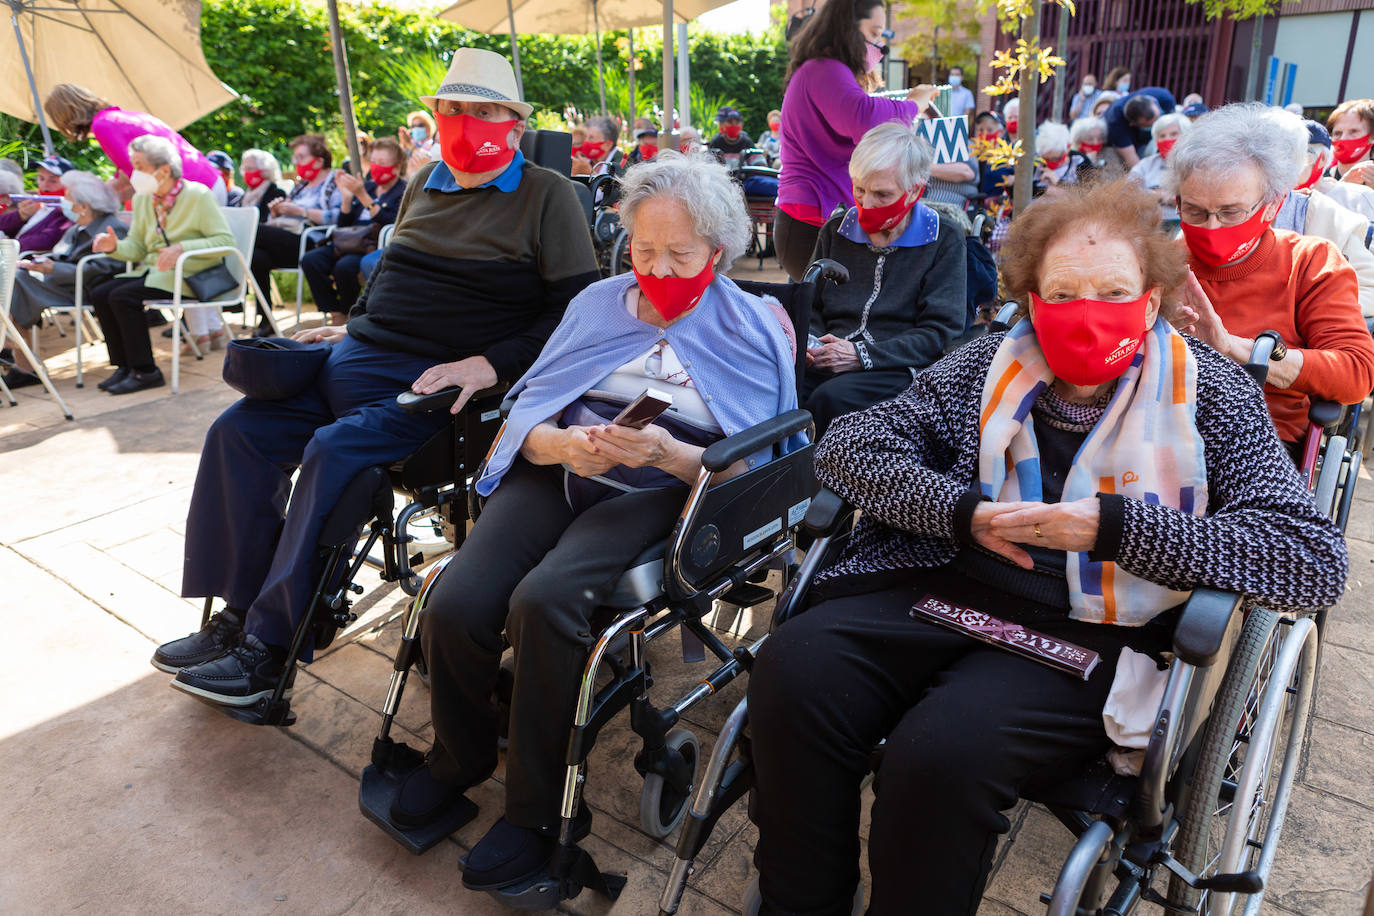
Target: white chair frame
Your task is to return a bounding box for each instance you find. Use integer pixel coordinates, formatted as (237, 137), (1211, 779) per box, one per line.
(287, 224), (334, 331)
(0, 239), (73, 419)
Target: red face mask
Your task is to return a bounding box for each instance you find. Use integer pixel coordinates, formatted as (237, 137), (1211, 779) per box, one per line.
(294, 158), (322, 182)
(370, 163), (399, 186)
(436, 112), (518, 173)
(679, 141), (692, 153)
(1179, 202), (1274, 267)
(856, 186), (924, 235)
(768, 120), (781, 133)
(1006, 119), (1019, 136)
(1079, 142), (1103, 156)
(1029, 290), (1153, 386)
(638, 143), (658, 161)
(1333, 135), (1372, 164)
(580, 140), (610, 162)
(1295, 156), (1325, 191)
(633, 253), (717, 323)
(978, 130), (1002, 142)
(242, 169), (265, 189)
(1155, 137), (1178, 160)
(1042, 153), (1068, 169)
(722, 123), (743, 139)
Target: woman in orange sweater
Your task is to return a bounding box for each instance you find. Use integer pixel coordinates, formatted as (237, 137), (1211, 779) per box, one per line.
(1166, 103), (1374, 446)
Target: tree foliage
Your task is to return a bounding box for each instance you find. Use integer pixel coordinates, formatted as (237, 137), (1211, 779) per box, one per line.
(1183, 0), (1277, 19)
(893, 0), (984, 84)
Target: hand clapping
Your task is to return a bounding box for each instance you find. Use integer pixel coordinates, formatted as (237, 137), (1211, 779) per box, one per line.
(92, 227), (119, 253)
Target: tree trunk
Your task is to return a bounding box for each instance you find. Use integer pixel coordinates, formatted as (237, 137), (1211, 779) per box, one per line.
(1051, 2), (1069, 122)
(1013, 0), (1041, 216)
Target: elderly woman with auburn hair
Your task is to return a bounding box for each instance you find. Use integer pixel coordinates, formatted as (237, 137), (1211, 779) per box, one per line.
(744, 178), (1346, 916)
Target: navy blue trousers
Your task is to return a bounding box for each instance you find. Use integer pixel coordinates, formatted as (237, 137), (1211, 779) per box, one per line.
(182, 335), (448, 654)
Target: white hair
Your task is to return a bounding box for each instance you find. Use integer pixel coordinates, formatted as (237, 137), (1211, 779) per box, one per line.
(61, 171), (121, 214)
(1002, 97), (1020, 119)
(1167, 103), (1307, 201)
(1151, 112), (1192, 140)
(617, 150), (751, 271)
(849, 119), (935, 188)
(1069, 116), (1107, 147)
(1035, 121), (1070, 155)
(0, 170), (21, 196)
(240, 148), (283, 182)
(128, 134), (183, 179)
(1307, 142), (1333, 172)
(0, 158), (22, 180)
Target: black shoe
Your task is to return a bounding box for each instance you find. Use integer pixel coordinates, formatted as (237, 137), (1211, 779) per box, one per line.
(150, 608), (245, 674)
(388, 756), (489, 829)
(107, 367), (165, 395)
(461, 808), (593, 891)
(252, 324), (275, 338)
(96, 367), (132, 391)
(2, 369), (41, 390)
(161, 325), (175, 338)
(171, 633), (289, 707)
(146, 310), (168, 327)
(0, 348), (13, 368)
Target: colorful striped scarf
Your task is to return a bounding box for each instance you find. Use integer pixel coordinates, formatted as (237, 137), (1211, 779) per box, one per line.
(977, 316), (1208, 625)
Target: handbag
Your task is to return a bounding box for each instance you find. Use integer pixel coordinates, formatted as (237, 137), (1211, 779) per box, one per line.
(331, 222), (380, 256)
(185, 261), (239, 301)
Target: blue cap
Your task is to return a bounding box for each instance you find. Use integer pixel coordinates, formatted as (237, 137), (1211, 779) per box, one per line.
(205, 150), (235, 171)
(717, 107), (742, 122)
(37, 154), (75, 175)
(222, 337), (332, 401)
(1304, 120), (1331, 148)
(1181, 103), (1209, 118)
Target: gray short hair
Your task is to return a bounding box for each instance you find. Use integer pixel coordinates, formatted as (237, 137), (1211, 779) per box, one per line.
(61, 171), (121, 214)
(1069, 116), (1106, 146)
(850, 119), (934, 188)
(1151, 112), (1192, 140)
(1166, 102), (1306, 201)
(240, 148), (283, 182)
(0, 158), (22, 180)
(585, 115), (619, 146)
(617, 151), (751, 271)
(1035, 121), (1070, 155)
(128, 134), (183, 179)
(0, 170), (21, 196)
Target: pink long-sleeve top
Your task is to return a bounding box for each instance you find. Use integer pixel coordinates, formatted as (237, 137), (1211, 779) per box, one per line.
(90, 106), (219, 191)
(776, 58), (922, 225)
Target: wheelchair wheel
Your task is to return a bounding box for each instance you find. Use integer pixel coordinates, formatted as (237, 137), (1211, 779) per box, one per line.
(1168, 608), (1317, 916)
(742, 875), (863, 915)
(639, 728), (700, 839)
(608, 227), (633, 276)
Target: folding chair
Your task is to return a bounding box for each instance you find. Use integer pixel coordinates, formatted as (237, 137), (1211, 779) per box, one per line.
(0, 239), (72, 419)
(288, 224), (334, 330)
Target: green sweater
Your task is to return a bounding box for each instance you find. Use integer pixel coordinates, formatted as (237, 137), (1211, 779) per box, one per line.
(111, 181), (234, 295)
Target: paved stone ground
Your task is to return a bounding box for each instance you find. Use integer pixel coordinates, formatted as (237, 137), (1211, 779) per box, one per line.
(2, 282), (1372, 915)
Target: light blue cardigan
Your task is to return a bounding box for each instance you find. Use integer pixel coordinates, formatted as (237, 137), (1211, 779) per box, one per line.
(476, 271), (803, 496)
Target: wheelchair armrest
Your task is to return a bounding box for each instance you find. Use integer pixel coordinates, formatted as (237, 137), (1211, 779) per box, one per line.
(701, 409), (812, 472)
(803, 488), (853, 537)
(1172, 588), (1244, 668)
(990, 301), (1020, 331)
(801, 259), (849, 287)
(395, 383), (507, 414)
(1243, 330), (1287, 387)
(1308, 399), (1345, 429)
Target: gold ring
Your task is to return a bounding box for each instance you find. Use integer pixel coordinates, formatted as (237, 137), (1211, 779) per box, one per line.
(1034, 524), (1043, 538)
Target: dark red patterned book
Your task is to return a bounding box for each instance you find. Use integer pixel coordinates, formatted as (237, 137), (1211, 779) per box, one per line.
(910, 594), (1101, 680)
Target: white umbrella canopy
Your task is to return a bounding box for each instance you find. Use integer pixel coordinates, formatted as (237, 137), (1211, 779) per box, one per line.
(2, 0), (237, 150)
(438, 0), (725, 34)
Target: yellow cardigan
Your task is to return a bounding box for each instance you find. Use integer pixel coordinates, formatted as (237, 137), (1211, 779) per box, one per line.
(112, 182), (234, 295)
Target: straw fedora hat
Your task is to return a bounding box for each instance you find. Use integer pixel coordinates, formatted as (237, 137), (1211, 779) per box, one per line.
(420, 47), (532, 119)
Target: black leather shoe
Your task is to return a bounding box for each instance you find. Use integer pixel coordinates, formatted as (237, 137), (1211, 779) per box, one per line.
(107, 367), (165, 395)
(252, 324), (275, 338)
(171, 633), (289, 706)
(97, 368), (132, 391)
(461, 809), (593, 891)
(0, 348), (14, 367)
(151, 607), (245, 674)
(2, 369), (41, 390)
(388, 757), (486, 829)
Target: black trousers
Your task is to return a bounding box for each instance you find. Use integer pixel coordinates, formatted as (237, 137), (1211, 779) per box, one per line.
(251, 225), (306, 312)
(802, 368), (914, 442)
(748, 570), (1166, 916)
(89, 275), (163, 371)
(421, 460), (686, 827)
(774, 209), (823, 282)
(299, 242), (365, 315)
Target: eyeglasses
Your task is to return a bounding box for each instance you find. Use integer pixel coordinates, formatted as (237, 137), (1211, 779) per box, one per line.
(1177, 197), (1264, 227)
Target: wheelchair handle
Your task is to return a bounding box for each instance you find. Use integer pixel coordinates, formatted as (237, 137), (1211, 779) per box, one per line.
(1243, 330), (1287, 387)
(396, 386), (462, 413)
(803, 488), (854, 537)
(802, 259), (849, 287)
(700, 408), (812, 472)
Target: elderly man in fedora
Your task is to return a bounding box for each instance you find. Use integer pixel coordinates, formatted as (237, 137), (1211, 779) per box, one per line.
(152, 48), (599, 706)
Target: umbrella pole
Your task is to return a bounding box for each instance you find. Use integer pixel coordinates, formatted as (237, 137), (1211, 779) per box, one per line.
(628, 29), (635, 120)
(11, 12), (55, 156)
(505, 0), (524, 99)
(660, 0), (673, 148)
(326, 0), (362, 176)
(592, 0), (606, 115)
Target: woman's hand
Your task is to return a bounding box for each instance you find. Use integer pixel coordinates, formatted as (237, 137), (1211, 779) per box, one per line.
(807, 335), (861, 373)
(17, 199), (41, 221)
(907, 84), (937, 107)
(397, 126), (415, 151)
(585, 423), (680, 470)
(1341, 161), (1374, 188)
(410, 355), (498, 414)
(155, 243), (185, 271)
(570, 155), (593, 177)
(22, 257), (53, 275)
(293, 324), (347, 344)
(560, 426), (621, 478)
(336, 171), (364, 197)
(92, 227), (119, 253)
(981, 497), (1101, 561)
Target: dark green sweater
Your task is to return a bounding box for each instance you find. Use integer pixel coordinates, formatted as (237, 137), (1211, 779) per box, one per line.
(348, 160), (599, 380)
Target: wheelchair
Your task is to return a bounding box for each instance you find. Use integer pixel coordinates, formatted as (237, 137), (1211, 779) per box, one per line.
(355, 260), (850, 908)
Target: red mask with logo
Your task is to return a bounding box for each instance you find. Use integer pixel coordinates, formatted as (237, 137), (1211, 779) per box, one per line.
(633, 253), (718, 323)
(436, 112), (518, 173)
(638, 142), (658, 161)
(1179, 202), (1274, 267)
(370, 163), (399, 186)
(242, 169), (265, 189)
(1333, 135), (1373, 164)
(579, 140), (611, 162)
(856, 185), (924, 235)
(1295, 156), (1325, 191)
(1155, 137), (1178, 160)
(1029, 290), (1153, 386)
(294, 158), (322, 182)
(1079, 142), (1103, 156)
(722, 123), (743, 139)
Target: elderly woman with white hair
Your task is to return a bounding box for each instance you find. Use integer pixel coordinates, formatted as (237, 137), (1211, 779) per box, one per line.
(395, 151), (801, 892)
(1169, 102), (1374, 449)
(235, 148), (288, 222)
(3, 172), (127, 389)
(1034, 121), (1093, 190)
(91, 133), (235, 393)
(1069, 115), (1108, 166)
(1128, 111), (1191, 222)
(805, 119), (966, 438)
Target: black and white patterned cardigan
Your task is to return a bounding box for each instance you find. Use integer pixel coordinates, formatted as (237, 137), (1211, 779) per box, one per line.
(813, 332), (1349, 614)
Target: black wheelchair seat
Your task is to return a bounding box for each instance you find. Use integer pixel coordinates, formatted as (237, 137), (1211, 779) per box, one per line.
(605, 537), (669, 610)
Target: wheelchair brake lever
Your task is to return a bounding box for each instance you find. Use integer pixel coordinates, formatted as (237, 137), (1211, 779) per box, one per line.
(396, 385), (462, 413)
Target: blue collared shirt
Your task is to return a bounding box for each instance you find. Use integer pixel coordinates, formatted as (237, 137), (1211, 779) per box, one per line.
(423, 149), (526, 194)
(837, 201), (940, 248)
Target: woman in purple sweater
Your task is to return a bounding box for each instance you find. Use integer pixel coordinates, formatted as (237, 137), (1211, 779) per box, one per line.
(774, 0), (926, 280)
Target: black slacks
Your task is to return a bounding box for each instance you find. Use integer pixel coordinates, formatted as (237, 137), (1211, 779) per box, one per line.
(801, 368), (914, 442)
(420, 460), (686, 827)
(774, 209), (823, 282)
(251, 225), (307, 312)
(89, 275), (164, 371)
(748, 569), (1166, 916)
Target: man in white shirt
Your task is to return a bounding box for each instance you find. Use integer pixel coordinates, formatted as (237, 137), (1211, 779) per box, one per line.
(946, 66), (976, 118)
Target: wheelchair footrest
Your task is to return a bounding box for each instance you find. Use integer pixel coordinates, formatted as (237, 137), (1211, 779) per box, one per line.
(720, 582), (774, 608)
(182, 686), (296, 727)
(358, 761), (479, 855)
(478, 844), (627, 910)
